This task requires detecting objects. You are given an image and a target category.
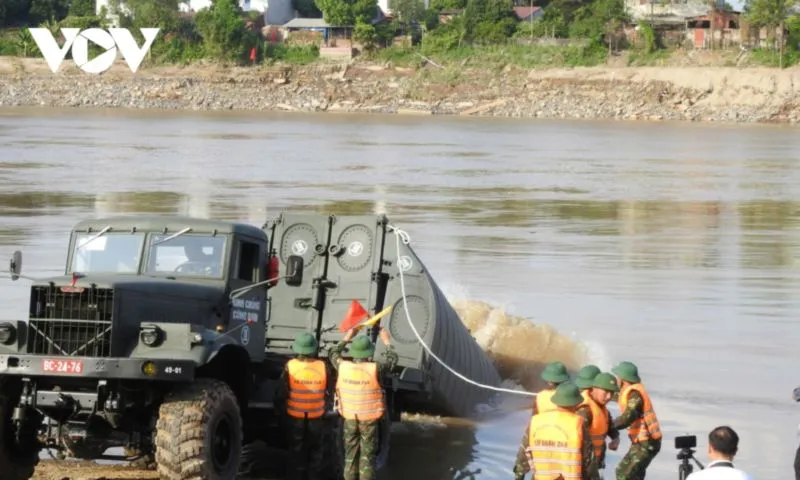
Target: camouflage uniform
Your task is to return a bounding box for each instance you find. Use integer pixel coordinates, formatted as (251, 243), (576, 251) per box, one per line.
(274, 357), (333, 480)
(512, 402), (597, 480)
(612, 390), (661, 480)
(330, 337), (398, 480)
(576, 404), (620, 477)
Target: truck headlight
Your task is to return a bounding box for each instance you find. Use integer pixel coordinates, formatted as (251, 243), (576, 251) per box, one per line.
(0, 322), (16, 345)
(140, 325), (163, 347)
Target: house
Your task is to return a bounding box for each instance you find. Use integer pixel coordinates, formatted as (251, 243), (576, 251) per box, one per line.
(686, 9), (740, 48)
(513, 6), (543, 21)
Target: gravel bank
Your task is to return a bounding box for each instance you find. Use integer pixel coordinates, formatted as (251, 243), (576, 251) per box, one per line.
(2, 57), (799, 124)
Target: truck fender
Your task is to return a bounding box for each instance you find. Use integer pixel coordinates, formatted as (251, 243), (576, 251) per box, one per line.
(201, 336), (251, 366)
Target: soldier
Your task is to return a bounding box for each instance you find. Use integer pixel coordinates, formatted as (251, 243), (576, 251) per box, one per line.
(578, 372), (621, 479)
(274, 332), (331, 480)
(534, 361), (571, 414)
(512, 360), (572, 479)
(574, 364), (601, 400)
(515, 381), (597, 480)
(611, 361), (662, 480)
(330, 327), (398, 480)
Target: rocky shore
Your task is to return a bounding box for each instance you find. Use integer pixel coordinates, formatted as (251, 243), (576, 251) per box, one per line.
(2, 56), (800, 124)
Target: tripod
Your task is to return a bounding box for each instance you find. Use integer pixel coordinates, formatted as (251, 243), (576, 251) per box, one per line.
(677, 448), (705, 480)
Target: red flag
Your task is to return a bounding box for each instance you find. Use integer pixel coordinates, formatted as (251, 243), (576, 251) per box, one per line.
(250, 47), (256, 61)
(339, 300), (368, 332)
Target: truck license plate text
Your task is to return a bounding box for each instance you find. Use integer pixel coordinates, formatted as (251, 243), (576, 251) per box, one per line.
(42, 359), (84, 374)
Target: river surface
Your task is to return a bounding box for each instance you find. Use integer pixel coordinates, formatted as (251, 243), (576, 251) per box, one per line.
(1, 108), (799, 480)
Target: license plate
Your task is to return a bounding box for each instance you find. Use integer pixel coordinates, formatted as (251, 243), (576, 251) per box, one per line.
(42, 359), (84, 374)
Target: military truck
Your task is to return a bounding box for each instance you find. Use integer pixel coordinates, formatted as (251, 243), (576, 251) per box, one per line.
(0, 213), (501, 480)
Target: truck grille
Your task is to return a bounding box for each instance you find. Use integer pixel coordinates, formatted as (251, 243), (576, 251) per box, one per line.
(27, 286), (114, 357)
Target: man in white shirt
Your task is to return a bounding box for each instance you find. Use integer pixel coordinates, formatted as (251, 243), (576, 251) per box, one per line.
(686, 426), (753, 480)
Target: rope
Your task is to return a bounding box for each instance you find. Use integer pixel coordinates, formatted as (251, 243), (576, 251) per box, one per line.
(386, 224), (536, 398)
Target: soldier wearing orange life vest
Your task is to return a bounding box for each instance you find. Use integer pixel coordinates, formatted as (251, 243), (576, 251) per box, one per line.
(611, 361), (662, 480)
(514, 381), (597, 480)
(274, 333), (331, 480)
(575, 364), (601, 400)
(576, 372), (621, 479)
(330, 326), (398, 480)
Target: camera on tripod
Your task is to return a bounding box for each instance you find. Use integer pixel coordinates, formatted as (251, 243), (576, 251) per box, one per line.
(675, 435), (704, 480)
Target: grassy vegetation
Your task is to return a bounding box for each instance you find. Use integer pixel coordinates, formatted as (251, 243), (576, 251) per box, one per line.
(372, 42), (609, 68)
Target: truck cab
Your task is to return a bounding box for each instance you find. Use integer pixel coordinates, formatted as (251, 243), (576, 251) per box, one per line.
(0, 215), (304, 477)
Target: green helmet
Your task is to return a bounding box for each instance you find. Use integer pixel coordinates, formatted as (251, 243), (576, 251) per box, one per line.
(612, 361), (641, 384)
(292, 332), (318, 356)
(348, 335), (375, 359)
(591, 372), (620, 393)
(541, 361), (569, 384)
(550, 381), (584, 408)
(575, 364), (601, 390)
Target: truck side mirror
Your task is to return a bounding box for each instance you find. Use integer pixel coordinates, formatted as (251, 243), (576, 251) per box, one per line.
(285, 255), (303, 287)
(9, 250), (22, 281)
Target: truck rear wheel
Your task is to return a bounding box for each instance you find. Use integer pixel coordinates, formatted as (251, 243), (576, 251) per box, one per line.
(155, 378), (243, 480)
(0, 380), (41, 480)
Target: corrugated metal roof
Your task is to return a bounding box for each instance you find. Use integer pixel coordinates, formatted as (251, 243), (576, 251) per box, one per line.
(283, 18), (331, 28)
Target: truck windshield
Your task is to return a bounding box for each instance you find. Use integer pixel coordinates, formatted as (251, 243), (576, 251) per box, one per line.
(146, 234), (226, 277)
(71, 232), (146, 274)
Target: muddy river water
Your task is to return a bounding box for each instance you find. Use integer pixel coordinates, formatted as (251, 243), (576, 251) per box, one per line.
(1, 108), (800, 480)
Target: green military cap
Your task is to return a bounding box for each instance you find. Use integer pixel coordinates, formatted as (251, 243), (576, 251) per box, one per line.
(574, 364), (601, 389)
(541, 361), (570, 384)
(348, 335), (375, 359)
(292, 332), (318, 355)
(591, 372), (619, 393)
(612, 361), (641, 384)
(550, 381), (584, 407)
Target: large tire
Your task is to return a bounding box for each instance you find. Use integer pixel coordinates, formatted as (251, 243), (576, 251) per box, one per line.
(155, 378), (243, 480)
(0, 380), (41, 480)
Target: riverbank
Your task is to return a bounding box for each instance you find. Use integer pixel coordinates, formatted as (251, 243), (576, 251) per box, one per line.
(2, 55), (800, 124)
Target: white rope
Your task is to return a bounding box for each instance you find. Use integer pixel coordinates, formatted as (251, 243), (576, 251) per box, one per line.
(387, 224), (536, 397)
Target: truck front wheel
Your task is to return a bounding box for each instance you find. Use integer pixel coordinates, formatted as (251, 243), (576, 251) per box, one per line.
(0, 380), (41, 480)
(155, 378), (243, 480)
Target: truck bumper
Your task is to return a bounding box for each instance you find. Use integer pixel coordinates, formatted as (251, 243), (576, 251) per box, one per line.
(0, 355), (195, 381)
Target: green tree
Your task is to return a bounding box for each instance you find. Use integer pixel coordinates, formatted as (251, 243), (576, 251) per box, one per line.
(195, 0), (257, 61)
(390, 0), (424, 30)
(429, 0), (466, 10)
(569, 0), (628, 49)
(109, 0), (182, 31)
(745, 0), (795, 66)
(68, 0), (95, 16)
(315, 0), (377, 24)
(28, 0), (69, 23)
(461, 0), (517, 42)
(293, 0), (323, 17)
(0, 0), (33, 26)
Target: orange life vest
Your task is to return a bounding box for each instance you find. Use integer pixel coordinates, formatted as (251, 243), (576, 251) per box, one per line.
(335, 361), (385, 421)
(618, 383), (662, 443)
(580, 395), (609, 460)
(535, 389), (557, 414)
(286, 358), (327, 419)
(526, 408), (584, 480)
